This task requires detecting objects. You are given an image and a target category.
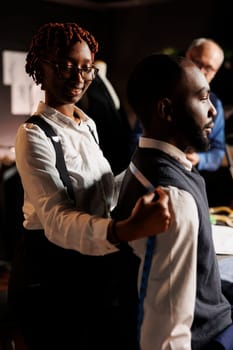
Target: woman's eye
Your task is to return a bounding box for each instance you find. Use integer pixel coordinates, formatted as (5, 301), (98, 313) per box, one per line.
(63, 65), (73, 71)
(82, 67), (92, 73)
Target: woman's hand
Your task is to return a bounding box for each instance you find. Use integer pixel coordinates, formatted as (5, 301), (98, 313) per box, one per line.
(185, 151), (199, 166)
(115, 187), (171, 242)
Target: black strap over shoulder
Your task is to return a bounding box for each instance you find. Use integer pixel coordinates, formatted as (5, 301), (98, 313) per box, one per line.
(26, 115), (75, 200)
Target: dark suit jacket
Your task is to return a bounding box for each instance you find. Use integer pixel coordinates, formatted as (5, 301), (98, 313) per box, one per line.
(77, 74), (134, 175)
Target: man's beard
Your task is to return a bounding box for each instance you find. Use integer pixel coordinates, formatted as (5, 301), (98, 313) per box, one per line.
(190, 119), (210, 152)
(189, 122), (211, 152)
(177, 114), (211, 152)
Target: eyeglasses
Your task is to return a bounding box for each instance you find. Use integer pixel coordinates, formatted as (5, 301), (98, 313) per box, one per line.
(42, 59), (99, 81)
(190, 57), (217, 74)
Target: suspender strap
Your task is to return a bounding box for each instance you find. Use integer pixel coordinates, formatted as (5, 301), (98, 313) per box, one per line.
(129, 161), (156, 348)
(26, 115), (75, 200)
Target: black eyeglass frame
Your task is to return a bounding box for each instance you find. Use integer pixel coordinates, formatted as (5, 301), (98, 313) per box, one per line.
(42, 59), (99, 81)
(189, 57), (217, 74)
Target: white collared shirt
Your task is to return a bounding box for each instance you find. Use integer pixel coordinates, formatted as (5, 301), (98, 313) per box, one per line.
(131, 137), (199, 350)
(16, 107), (199, 348)
(15, 102), (120, 255)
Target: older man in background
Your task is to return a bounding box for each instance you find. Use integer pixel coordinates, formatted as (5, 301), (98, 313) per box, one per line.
(185, 38), (233, 207)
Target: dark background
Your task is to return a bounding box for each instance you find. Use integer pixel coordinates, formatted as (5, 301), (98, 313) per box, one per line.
(0, 0), (233, 147)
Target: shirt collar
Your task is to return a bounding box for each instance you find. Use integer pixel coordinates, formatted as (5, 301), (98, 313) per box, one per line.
(139, 136), (193, 171)
(35, 101), (88, 128)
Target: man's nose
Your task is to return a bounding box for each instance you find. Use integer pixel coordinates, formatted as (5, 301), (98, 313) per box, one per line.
(210, 101), (217, 118)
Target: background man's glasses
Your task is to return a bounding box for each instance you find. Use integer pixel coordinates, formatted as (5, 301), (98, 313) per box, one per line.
(190, 57), (217, 74)
(42, 59), (99, 81)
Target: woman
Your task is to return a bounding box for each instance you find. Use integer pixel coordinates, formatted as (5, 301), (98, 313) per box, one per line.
(8, 22), (170, 350)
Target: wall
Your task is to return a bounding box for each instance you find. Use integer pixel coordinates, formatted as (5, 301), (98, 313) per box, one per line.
(0, 0), (229, 155)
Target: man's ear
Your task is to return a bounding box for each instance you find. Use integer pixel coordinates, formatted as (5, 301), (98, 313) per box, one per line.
(158, 98), (173, 122)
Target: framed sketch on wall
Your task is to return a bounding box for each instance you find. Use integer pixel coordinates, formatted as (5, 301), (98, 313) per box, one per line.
(2, 50), (44, 115)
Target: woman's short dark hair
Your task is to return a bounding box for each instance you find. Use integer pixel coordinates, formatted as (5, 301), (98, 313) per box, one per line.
(26, 22), (99, 85)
